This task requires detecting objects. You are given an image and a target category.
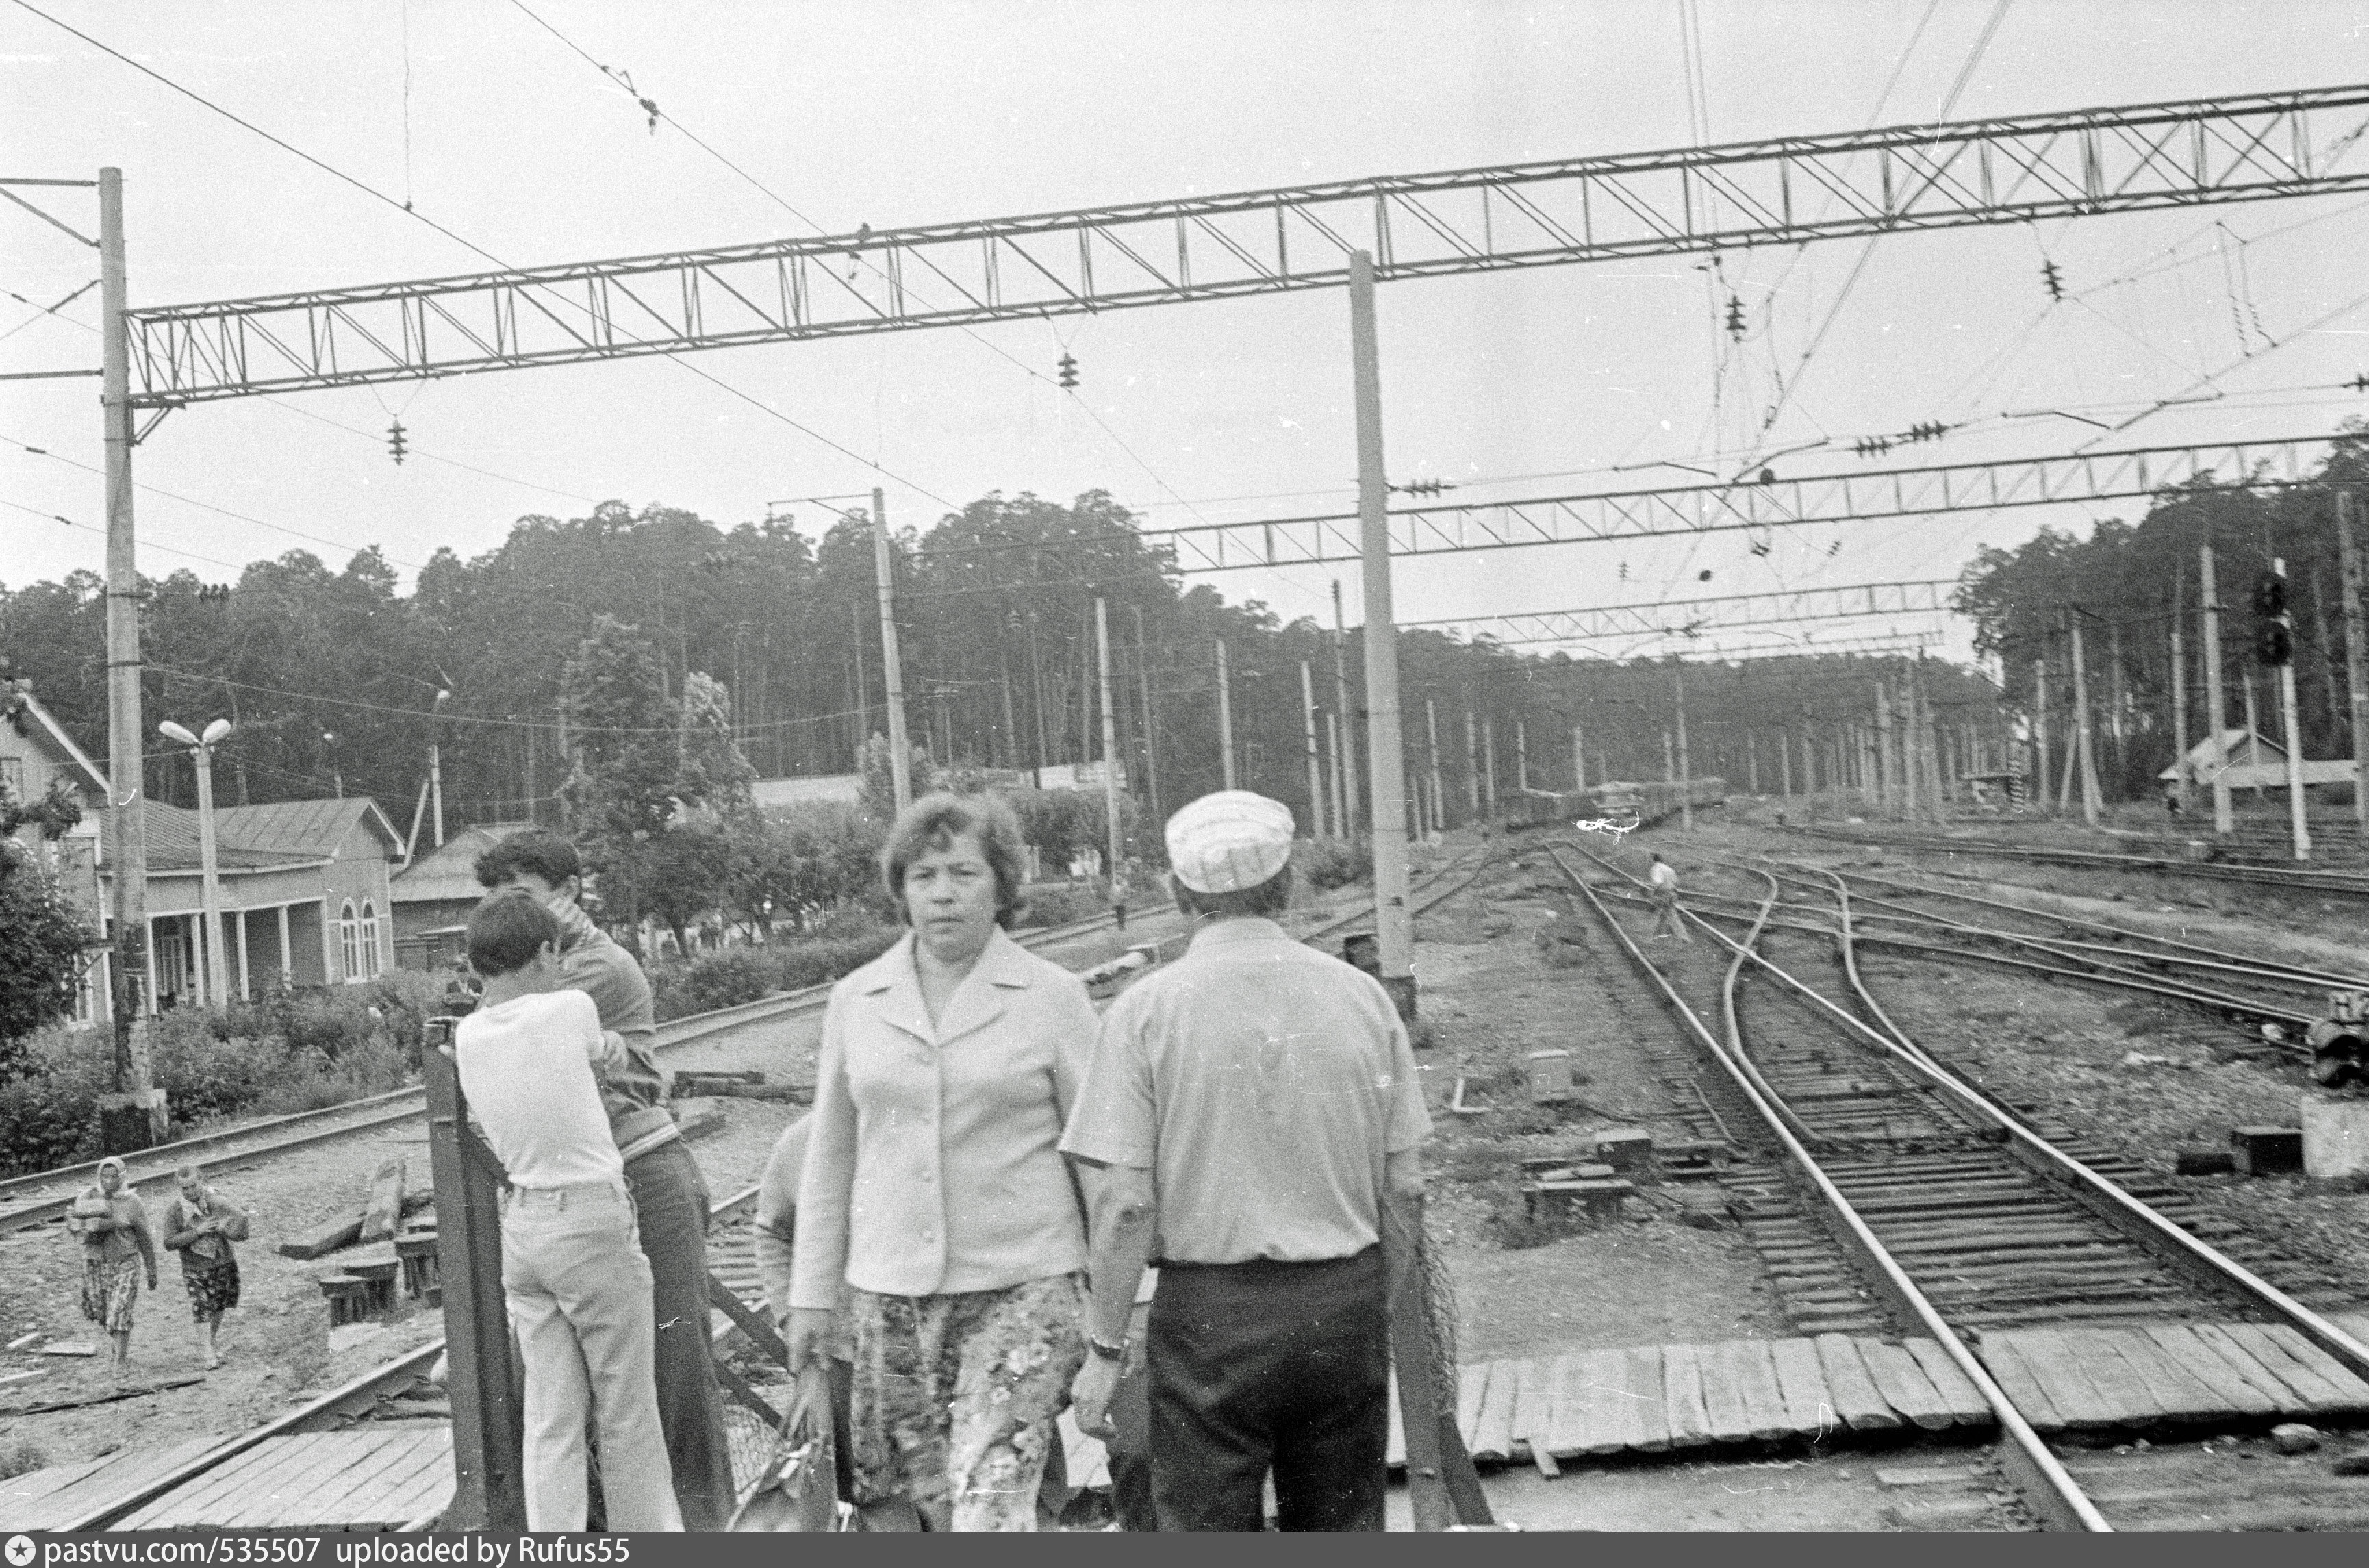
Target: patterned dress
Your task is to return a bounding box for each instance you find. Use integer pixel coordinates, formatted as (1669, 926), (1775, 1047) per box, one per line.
(846, 1272), (1089, 1531)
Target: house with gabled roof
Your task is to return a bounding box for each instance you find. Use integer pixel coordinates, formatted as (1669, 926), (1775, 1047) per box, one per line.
(388, 820), (531, 971)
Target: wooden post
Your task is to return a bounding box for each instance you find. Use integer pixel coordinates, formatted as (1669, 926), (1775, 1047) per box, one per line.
(1779, 728), (1793, 798)
(1331, 581), (1360, 833)
(2170, 565), (2191, 813)
(1875, 683), (1895, 815)
(2272, 557), (2312, 860)
(1571, 723), (1586, 794)
(870, 488), (912, 814)
(2202, 545), (2235, 832)
(1428, 700), (1445, 835)
(1215, 639), (1237, 792)
(426, 1046), (525, 1532)
(1482, 717), (1498, 818)
(1095, 598), (1128, 911)
(1746, 729), (1759, 794)
(1326, 709), (1347, 836)
(2339, 490), (2369, 827)
(2244, 676), (2265, 802)
(2031, 650), (2050, 817)
(1515, 717), (1530, 793)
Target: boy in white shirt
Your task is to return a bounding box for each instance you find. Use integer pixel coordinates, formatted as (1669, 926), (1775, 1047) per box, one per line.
(1647, 852), (1690, 943)
(454, 892), (683, 1533)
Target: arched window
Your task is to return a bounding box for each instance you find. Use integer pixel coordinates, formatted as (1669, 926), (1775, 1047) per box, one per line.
(359, 900), (380, 978)
(339, 899), (360, 982)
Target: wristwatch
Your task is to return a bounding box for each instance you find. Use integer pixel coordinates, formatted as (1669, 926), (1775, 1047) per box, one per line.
(1088, 1334), (1129, 1363)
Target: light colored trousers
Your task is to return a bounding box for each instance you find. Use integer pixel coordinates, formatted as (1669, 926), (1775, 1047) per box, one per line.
(501, 1179), (684, 1532)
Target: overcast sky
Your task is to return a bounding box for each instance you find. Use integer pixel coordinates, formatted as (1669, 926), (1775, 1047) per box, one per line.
(5, 1), (2368, 663)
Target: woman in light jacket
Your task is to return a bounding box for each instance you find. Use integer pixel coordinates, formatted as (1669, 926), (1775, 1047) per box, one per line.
(785, 791), (1098, 1532)
(67, 1156), (157, 1378)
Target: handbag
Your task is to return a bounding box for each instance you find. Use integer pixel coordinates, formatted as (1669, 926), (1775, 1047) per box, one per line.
(728, 1363), (852, 1533)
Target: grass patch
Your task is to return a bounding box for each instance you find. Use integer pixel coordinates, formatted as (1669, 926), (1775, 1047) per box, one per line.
(0, 1440), (47, 1482)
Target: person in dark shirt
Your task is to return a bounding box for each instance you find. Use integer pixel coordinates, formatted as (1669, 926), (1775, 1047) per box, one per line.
(477, 829), (733, 1530)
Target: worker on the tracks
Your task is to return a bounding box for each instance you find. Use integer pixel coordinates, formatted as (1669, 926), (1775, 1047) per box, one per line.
(161, 1162), (249, 1371)
(1063, 789), (1432, 1532)
(475, 829), (733, 1529)
(786, 792), (1100, 1532)
(449, 892), (682, 1532)
(1647, 852), (1690, 942)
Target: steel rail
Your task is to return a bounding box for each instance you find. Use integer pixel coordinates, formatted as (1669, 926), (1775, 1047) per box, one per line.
(1547, 843), (2109, 1531)
(1593, 846), (2369, 1384)
(1791, 825), (2369, 896)
(0, 905), (1141, 1236)
(1817, 863), (2369, 991)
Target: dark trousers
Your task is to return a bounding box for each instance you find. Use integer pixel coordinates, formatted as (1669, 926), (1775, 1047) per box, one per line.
(625, 1139), (735, 1530)
(1148, 1247), (1388, 1532)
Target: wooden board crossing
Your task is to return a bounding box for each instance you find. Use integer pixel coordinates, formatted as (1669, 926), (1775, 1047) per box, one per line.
(114, 1428), (453, 1530)
(1389, 1313), (2369, 1467)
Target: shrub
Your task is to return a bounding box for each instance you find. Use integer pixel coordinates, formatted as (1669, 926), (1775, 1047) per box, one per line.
(1294, 836), (1373, 892)
(0, 1439), (46, 1482)
(1014, 881), (1106, 928)
(647, 913), (902, 1022)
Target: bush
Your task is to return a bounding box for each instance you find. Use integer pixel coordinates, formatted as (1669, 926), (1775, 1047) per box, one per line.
(1014, 881), (1106, 928)
(1295, 836), (1373, 892)
(648, 913), (902, 1022)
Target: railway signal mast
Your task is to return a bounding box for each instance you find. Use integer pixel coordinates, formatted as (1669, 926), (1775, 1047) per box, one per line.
(2252, 563), (2311, 859)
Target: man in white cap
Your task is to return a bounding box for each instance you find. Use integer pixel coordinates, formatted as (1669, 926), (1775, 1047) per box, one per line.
(1061, 790), (1431, 1532)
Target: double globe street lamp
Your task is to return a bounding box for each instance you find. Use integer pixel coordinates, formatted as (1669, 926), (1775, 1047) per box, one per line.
(158, 718), (233, 1009)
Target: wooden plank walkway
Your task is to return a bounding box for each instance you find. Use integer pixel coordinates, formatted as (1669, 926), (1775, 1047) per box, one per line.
(5, 1439), (223, 1533)
(110, 1428), (453, 1531)
(1388, 1313), (2369, 1467)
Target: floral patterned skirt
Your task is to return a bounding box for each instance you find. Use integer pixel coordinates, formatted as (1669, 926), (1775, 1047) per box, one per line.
(846, 1272), (1087, 1532)
(80, 1255), (140, 1334)
(183, 1259), (240, 1319)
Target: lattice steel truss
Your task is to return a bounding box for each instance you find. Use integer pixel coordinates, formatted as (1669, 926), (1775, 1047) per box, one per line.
(1521, 628), (1947, 661)
(124, 85), (2369, 406)
(1145, 436), (2336, 570)
(1412, 579), (1953, 645)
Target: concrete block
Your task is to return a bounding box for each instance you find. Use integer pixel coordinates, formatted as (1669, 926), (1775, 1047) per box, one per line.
(2302, 1092), (2369, 1180)
(95, 1089), (168, 1154)
(1594, 1127), (1655, 1177)
(2175, 1148), (2235, 1176)
(1527, 1050), (1578, 1103)
(2231, 1125), (2305, 1176)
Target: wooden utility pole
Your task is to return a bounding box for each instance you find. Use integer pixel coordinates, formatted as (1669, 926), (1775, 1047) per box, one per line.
(1573, 724), (1586, 794)
(1130, 603), (1161, 826)
(1300, 661), (1327, 839)
(2031, 651), (2049, 816)
(1675, 672), (1693, 831)
(1332, 579), (1361, 835)
(1215, 638), (1237, 791)
(870, 488), (912, 813)
(2201, 544), (2234, 832)
(1515, 718), (1530, 792)
(2340, 491), (2369, 827)
(1428, 701), (1446, 836)
(1463, 709), (1481, 818)
(1346, 252), (1413, 1007)
(2243, 676), (2264, 801)
(98, 166), (162, 1143)
(1779, 727), (1793, 798)
(1482, 717), (1499, 817)
(2170, 565), (2191, 813)
(1746, 729), (1758, 795)
(2271, 557), (2312, 859)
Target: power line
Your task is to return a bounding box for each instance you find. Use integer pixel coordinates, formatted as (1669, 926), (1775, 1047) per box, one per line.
(1, 495), (244, 570)
(10, 0), (957, 510)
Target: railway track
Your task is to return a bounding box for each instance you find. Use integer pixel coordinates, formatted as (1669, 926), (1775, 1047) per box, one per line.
(47, 844), (1495, 1532)
(1788, 822), (2369, 899)
(1551, 839), (2369, 1531)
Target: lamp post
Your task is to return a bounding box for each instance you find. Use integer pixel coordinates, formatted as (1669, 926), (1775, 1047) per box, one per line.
(159, 718), (233, 1008)
(429, 689), (452, 848)
(322, 730), (343, 798)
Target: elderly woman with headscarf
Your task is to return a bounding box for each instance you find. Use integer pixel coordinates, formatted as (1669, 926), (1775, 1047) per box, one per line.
(66, 1157), (157, 1377)
(161, 1163), (250, 1369)
(785, 791), (1099, 1532)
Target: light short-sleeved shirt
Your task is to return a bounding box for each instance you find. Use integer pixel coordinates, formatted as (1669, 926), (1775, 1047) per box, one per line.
(1061, 916), (1432, 1265)
(455, 989), (624, 1191)
(1649, 861), (1680, 890)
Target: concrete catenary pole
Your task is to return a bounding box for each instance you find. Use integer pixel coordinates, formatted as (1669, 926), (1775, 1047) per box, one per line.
(1095, 597), (1129, 911)
(2201, 544), (2234, 834)
(2338, 492), (2369, 828)
(870, 488), (912, 814)
(2272, 558), (2312, 860)
(2068, 613), (2102, 827)
(1463, 709), (1481, 818)
(1215, 638), (1237, 791)
(2170, 565), (2191, 814)
(1347, 252), (1413, 1007)
(1675, 671), (1693, 831)
(1300, 661), (1327, 839)
(99, 167), (162, 1139)
(1332, 580), (1361, 834)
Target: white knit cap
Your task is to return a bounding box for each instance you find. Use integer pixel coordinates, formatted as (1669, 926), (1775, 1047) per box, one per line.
(1165, 790), (1296, 894)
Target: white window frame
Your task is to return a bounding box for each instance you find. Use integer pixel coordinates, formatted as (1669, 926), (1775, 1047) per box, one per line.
(339, 898), (362, 983)
(359, 898), (381, 979)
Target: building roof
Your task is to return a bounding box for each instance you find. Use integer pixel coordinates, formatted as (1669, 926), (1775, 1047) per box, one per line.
(391, 820), (532, 905)
(751, 773), (864, 809)
(4, 689), (108, 800)
(105, 801), (324, 875)
(213, 797), (405, 860)
(2157, 726), (2286, 781)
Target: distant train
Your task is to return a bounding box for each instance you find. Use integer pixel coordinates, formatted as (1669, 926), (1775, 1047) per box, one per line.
(1495, 776), (1728, 831)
